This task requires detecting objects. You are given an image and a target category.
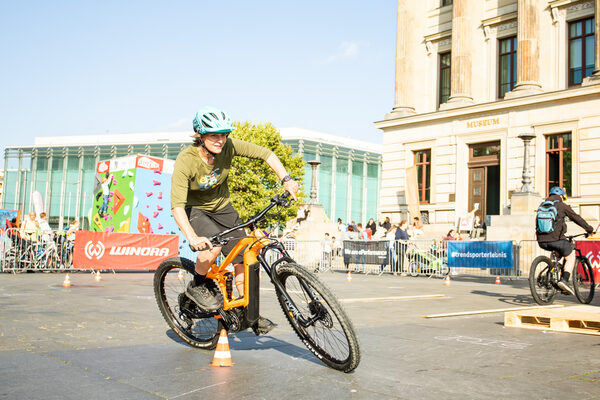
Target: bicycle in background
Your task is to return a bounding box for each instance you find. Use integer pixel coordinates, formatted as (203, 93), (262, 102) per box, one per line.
(529, 233), (595, 305)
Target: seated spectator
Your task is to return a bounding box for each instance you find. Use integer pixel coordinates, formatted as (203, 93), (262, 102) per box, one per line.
(379, 216), (391, 232)
(411, 217), (424, 238)
(470, 214), (487, 239)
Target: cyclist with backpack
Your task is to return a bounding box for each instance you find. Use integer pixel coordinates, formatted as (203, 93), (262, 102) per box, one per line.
(536, 186), (596, 295)
(171, 107), (299, 334)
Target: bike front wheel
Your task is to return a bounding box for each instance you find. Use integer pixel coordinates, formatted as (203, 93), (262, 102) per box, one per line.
(529, 256), (558, 305)
(573, 257), (595, 304)
(154, 257), (222, 349)
(273, 262), (360, 372)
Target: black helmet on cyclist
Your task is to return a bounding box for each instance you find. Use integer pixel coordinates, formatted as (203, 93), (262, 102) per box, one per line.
(549, 186), (567, 200)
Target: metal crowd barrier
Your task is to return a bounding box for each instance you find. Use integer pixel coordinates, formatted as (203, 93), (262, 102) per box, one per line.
(0, 228), (74, 273)
(272, 238), (527, 279)
(0, 226), (548, 279)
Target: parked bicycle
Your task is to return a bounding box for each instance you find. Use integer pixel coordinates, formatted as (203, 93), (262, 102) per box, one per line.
(407, 243), (449, 278)
(154, 192), (361, 372)
(529, 233), (596, 305)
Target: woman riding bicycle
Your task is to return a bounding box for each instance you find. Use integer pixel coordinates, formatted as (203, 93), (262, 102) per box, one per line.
(536, 186), (595, 295)
(171, 107), (299, 334)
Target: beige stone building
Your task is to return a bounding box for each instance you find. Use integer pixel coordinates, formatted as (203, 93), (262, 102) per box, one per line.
(375, 0), (600, 237)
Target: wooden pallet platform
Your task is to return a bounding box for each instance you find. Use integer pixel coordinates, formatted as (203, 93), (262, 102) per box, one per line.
(505, 305), (600, 336)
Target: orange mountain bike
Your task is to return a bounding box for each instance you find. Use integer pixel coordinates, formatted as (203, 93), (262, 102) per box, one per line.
(154, 192), (361, 372)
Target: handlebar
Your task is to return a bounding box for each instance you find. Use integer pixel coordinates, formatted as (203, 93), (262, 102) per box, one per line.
(566, 232), (591, 241)
(202, 191), (292, 248)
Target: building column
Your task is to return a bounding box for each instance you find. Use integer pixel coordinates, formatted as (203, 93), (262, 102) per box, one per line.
(583, 0), (600, 85)
(441, 0), (476, 109)
(505, 0), (543, 97)
(388, 1), (417, 117)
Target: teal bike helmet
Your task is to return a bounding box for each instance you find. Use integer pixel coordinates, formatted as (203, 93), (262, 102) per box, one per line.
(192, 107), (235, 134)
(549, 186), (567, 200)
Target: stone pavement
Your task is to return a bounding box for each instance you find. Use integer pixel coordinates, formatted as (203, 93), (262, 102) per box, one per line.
(0, 271), (599, 400)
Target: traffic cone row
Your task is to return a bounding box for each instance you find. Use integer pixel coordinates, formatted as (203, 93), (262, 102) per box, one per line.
(210, 329), (234, 367)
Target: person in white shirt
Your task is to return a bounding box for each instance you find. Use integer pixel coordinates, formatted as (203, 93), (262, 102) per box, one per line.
(37, 212), (52, 243)
(320, 233), (333, 271)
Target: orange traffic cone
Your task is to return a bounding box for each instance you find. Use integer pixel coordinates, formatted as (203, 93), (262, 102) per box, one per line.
(63, 273), (71, 288)
(177, 269), (184, 280)
(210, 329), (234, 367)
(94, 271), (102, 282)
(495, 275), (501, 285)
(346, 271), (352, 282)
(443, 275), (451, 286)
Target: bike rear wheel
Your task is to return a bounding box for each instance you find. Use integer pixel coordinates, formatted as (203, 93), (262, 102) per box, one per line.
(154, 257), (222, 349)
(573, 257), (595, 304)
(529, 256), (558, 305)
(273, 262), (360, 372)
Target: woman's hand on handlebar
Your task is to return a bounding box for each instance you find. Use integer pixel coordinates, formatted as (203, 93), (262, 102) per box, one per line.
(283, 179), (299, 201)
(189, 234), (213, 251)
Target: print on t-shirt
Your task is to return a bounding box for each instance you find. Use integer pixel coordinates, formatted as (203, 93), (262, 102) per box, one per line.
(198, 168), (221, 191)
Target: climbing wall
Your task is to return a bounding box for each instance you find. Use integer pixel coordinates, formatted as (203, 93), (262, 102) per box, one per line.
(92, 155), (188, 251)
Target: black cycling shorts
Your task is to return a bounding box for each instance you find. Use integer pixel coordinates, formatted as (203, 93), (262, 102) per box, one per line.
(538, 240), (574, 258)
(186, 203), (246, 264)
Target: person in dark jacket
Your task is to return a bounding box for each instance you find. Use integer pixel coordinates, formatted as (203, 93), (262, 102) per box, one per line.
(366, 218), (377, 237)
(379, 216), (392, 232)
(394, 220), (410, 274)
(536, 186), (596, 295)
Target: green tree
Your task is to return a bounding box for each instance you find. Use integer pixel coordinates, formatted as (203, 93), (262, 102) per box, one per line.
(229, 121), (306, 228)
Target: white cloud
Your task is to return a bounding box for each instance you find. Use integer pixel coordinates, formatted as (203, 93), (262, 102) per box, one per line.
(325, 40), (370, 64)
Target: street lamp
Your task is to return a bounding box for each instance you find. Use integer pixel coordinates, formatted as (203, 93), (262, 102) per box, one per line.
(307, 160), (321, 205)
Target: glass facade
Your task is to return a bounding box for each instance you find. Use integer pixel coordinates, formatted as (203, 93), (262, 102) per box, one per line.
(283, 138), (381, 225)
(3, 136), (381, 229)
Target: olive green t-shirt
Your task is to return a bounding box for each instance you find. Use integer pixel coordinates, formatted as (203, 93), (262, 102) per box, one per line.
(171, 138), (274, 212)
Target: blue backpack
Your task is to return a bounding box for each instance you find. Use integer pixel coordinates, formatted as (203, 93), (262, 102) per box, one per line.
(536, 200), (559, 233)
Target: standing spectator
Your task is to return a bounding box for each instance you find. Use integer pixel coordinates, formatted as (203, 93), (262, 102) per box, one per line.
(67, 220), (80, 242)
(395, 220), (410, 275)
(320, 233), (333, 272)
(343, 225), (359, 271)
(38, 212), (52, 243)
(379, 216), (392, 232)
(380, 225), (397, 275)
(337, 218), (347, 234)
(331, 235), (342, 257)
(20, 211), (39, 241)
(442, 229), (459, 275)
(366, 218), (377, 237)
(356, 223), (370, 273)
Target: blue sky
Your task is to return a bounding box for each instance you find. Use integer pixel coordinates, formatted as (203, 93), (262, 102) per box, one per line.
(1, 1), (397, 159)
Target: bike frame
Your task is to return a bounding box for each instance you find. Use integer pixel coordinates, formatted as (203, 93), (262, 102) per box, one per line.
(199, 193), (318, 328)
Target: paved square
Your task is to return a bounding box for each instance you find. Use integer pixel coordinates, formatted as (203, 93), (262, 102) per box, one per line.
(1, 271), (599, 399)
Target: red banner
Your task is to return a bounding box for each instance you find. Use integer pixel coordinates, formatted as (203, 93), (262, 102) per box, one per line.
(73, 231), (179, 270)
(576, 241), (600, 282)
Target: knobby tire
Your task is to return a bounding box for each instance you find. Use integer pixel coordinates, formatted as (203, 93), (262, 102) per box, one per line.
(273, 262), (360, 372)
(154, 257), (222, 349)
(573, 257), (595, 304)
(529, 255), (558, 305)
